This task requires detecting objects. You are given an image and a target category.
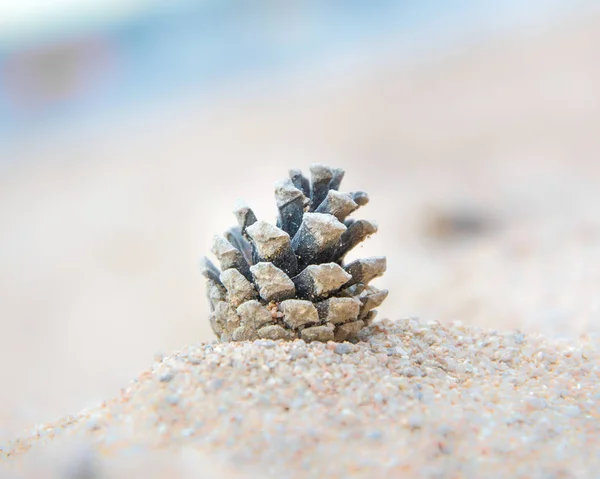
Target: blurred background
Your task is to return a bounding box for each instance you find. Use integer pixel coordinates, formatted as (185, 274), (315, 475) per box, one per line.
(1, 0), (600, 442)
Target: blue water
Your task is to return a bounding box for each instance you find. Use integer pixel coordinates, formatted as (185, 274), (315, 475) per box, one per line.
(0, 0), (595, 145)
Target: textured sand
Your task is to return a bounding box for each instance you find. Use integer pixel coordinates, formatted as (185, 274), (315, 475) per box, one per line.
(3, 318), (599, 478)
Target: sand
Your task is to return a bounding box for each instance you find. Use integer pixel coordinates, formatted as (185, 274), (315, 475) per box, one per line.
(3, 318), (599, 478)
(1, 9), (600, 479)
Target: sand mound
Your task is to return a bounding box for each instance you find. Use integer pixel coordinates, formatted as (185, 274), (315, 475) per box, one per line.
(3, 318), (599, 478)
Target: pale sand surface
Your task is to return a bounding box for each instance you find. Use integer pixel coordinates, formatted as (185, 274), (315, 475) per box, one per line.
(3, 319), (599, 478)
(0, 12), (600, 477)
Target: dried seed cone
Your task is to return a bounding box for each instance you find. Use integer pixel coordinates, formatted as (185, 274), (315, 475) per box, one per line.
(202, 164), (387, 342)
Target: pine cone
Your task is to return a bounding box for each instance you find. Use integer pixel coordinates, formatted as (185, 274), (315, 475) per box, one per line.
(202, 164), (387, 343)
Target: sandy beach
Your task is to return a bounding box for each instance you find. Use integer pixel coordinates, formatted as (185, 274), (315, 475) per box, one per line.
(1, 10), (600, 478)
(4, 319), (600, 478)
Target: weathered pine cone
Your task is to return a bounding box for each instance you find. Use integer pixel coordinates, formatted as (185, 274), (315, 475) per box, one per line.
(202, 164), (387, 343)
